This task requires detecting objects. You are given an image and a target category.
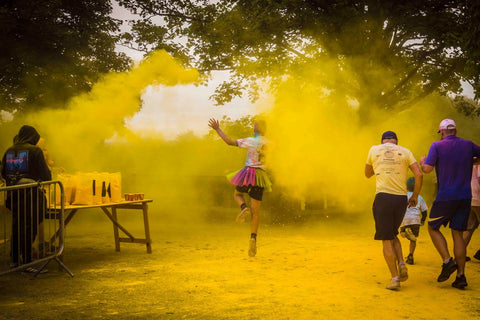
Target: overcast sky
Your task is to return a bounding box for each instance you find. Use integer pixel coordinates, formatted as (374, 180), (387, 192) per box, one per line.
(112, 3), (262, 140)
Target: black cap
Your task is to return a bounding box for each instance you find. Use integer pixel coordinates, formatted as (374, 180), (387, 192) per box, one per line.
(381, 131), (397, 141)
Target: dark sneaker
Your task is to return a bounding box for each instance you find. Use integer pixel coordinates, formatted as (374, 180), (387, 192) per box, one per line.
(474, 249), (480, 260)
(437, 258), (457, 282)
(452, 274), (468, 289)
(406, 254), (414, 265)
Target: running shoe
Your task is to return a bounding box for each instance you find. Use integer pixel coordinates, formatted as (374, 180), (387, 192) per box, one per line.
(248, 238), (256, 257)
(437, 257), (457, 282)
(22, 266), (48, 274)
(406, 254), (414, 265)
(399, 264), (408, 282)
(451, 274), (467, 289)
(474, 249), (480, 260)
(386, 278), (400, 290)
(404, 227), (417, 242)
(236, 207), (250, 223)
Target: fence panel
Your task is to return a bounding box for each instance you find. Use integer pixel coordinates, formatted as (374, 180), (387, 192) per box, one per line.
(0, 180), (73, 277)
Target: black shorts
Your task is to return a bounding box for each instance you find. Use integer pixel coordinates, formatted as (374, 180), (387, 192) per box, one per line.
(400, 225), (420, 237)
(372, 193), (408, 240)
(235, 185), (264, 201)
(428, 199), (471, 231)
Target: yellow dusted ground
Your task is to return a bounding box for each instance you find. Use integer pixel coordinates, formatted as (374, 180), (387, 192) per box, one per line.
(0, 209), (480, 319)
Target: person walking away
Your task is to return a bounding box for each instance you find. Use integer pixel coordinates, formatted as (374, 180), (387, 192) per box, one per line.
(400, 177), (428, 265)
(420, 119), (480, 289)
(365, 131), (423, 290)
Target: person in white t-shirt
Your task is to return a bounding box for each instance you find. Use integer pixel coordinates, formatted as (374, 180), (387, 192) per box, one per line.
(463, 165), (480, 260)
(400, 177), (428, 265)
(208, 118), (272, 257)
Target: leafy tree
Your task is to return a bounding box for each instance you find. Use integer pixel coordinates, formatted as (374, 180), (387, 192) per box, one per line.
(0, 0), (131, 111)
(118, 0), (480, 120)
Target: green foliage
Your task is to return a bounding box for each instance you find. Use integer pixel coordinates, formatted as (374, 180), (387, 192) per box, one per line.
(452, 95), (480, 118)
(119, 0), (480, 119)
(0, 0), (131, 111)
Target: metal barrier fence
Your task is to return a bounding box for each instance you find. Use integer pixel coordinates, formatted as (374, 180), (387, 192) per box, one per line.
(0, 180), (73, 277)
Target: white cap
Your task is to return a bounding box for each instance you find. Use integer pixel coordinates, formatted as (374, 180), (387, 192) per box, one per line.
(438, 119), (456, 132)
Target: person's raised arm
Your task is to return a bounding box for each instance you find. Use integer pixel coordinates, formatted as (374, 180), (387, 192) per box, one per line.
(408, 162), (423, 207)
(208, 118), (238, 146)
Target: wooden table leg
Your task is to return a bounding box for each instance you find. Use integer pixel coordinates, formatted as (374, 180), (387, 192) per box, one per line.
(112, 207), (120, 252)
(142, 203), (152, 253)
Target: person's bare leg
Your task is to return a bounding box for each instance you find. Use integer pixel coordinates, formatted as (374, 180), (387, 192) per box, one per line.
(428, 225), (451, 261)
(393, 237), (408, 281)
(248, 198), (261, 257)
(452, 229), (466, 275)
(383, 240), (399, 278)
(234, 189), (246, 207)
(463, 229), (473, 247)
(410, 240), (416, 255)
(250, 198), (261, 235)
(393, 237), (405, 264)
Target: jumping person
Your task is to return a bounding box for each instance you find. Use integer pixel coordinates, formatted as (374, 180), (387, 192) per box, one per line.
(208, 118), (272, 257)
(420, 119), (480, 289)
(400, 177), (428, 265)
(365, 131), (423, 290)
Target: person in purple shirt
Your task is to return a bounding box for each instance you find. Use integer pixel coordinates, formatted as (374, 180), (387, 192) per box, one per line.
(420, 119), (480, 289)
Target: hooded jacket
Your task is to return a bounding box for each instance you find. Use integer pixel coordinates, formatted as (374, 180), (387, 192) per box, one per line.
(1, 125), (51, 185)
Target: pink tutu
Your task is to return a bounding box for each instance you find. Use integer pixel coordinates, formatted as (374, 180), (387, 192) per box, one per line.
(227, 167), (272, 192)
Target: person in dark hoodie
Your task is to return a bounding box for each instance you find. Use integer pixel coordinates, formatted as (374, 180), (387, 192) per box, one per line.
(1, 125), (51, 271)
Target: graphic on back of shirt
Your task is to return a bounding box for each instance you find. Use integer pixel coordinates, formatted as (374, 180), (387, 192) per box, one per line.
(5, 150), (29, 174)
(375, 145), (403, 176)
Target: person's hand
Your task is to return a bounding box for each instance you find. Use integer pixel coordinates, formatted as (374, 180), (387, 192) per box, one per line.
(419, 154), (427, 166)
(408, 195), (418, 208)
(208, 118), (220, 130)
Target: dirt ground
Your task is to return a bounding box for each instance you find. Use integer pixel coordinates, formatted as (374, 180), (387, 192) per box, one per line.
(1, 208), (480, 320)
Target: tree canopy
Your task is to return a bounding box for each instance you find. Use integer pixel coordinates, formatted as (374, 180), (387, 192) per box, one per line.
(118, 0), (480, 119)
(0, 0), (131, 111)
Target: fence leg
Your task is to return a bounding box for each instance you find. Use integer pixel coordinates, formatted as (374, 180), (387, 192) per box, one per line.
(54, 256), (74, 277)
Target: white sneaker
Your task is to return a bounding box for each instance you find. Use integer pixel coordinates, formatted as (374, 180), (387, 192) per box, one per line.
(236, 207), (250, 223)
(248, 238), (257, 257)
(386, 278), (400, 290)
